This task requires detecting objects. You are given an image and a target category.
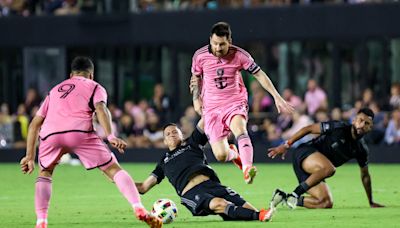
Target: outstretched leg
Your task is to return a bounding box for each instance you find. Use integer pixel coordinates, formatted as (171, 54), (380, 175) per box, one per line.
(102, 163), (162, 228)
(209, 198), (273, 222)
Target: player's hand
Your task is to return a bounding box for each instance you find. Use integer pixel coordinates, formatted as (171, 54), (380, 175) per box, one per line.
(20, 156), (35, 174)
(193, 98), (203, 116)
(370, 202), (384, 208)
(274, 96), (295, 114)
(109, 138), (127, 154)
(190, 75), (200, 94)
(267, 145), (288, 160)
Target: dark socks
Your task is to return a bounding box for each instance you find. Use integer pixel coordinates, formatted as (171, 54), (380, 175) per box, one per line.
(224, 203), (259, 221)
(297, 196), (305, 207)
(293, 181), (310, 197)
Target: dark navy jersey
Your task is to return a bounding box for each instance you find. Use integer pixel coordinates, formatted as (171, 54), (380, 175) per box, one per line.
(309, 121), (369, 168)
(151, 127), (220, 196)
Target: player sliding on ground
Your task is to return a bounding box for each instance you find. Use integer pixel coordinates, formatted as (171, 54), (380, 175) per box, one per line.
(20, 56), (162, 228)
(268, 108), (384, 209)
(135, 119), (275, 222)
(190, 21), (294, 184)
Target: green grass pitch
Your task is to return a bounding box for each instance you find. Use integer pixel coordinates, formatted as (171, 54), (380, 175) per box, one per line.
(1, 163), (399, 228)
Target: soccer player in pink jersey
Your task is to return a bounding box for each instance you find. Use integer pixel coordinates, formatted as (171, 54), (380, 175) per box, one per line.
(190, 22), (294, 184)
(19, 57), (162, 228)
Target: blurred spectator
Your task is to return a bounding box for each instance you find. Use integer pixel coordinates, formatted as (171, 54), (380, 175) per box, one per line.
(282, 109), (314, 147)
(361, 88), (375, 107)
(0, 0), (29, 16)
(365, 101), (387, 144)
(24, 88), (42, 117)
(149, 83), (173, 126)
(344, 99), (363, 123)
(260, 118), (284, 147)
(314, 108), (329, 122)
(108, 103), (123, 119)
(13, 103), (29, 148)
(54, 0), (79, 15)
(119, 113), (136, 147)
(282, 88), (303, 110)
(304, 79), (328, 116)
(384, 108), (400, 145)
(0, 103), (14, 147)
(182, 106), (199, 127)
(124, 100), (136, 117)
(143, 110), (165, 148)
(93, 114), (118, 140)
(389, 83), (400, 110)
(130, 101), (151, 148)
(248, 80), (273, 115)
(276, 112), (292, 132)
(44, 0), (64, 14)
(330, 107), (343, 121)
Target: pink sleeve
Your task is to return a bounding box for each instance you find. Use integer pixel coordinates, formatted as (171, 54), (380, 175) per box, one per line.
(36, 96), (50, 118)
(191, 53), (203, 75)
(93, 85), (108, 105)
(239, 50), (260, 74)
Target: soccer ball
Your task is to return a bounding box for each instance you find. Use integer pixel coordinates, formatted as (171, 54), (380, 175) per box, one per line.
(151, 198), (178, 224)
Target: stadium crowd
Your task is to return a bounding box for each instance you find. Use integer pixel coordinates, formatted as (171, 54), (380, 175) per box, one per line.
(1, 81), (400, 149)
(0, 0), (395, 17)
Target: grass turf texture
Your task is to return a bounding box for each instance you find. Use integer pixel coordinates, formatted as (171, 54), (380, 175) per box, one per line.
(1, 163), (399, 228)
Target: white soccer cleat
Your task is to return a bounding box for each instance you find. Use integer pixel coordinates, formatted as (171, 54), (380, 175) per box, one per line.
(270, 189), (287, 209)
(286, 193), (298, 209)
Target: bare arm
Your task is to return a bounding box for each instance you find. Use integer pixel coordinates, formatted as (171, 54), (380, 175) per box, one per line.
(190, 74), (203, 115)
(20, 116), (45, 174)
(135, 175), (158, 194)
(267, 123), (321, 159)
(253, 70), (294, 114)
(95, 102), (127, 153)
(360, 166), (384, 208)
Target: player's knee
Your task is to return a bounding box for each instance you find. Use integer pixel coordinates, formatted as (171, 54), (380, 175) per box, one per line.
(322, 166), (336, 177)
(209, 198), (228, 213)
(215, 152), (228, 162)
(326, 166), (336, 177)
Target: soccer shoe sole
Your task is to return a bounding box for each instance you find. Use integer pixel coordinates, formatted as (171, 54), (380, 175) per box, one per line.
(244, 166), (257, 184)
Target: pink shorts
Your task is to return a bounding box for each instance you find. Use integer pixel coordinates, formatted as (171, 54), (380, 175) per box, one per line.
(204, 101), (248, 143)
(38, 132), (117, 171)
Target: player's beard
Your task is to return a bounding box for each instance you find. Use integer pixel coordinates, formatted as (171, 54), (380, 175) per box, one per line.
(352, 125), (365, 139)
(213, 49), (228, 57)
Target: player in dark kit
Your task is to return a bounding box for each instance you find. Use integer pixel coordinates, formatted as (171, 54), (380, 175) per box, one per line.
(135, 119), (275, 222)
(268, 108), (384, 209)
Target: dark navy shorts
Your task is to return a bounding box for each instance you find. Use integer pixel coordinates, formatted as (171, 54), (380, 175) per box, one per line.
(180, 180), (246, 217)
(292, 144), (318, 183)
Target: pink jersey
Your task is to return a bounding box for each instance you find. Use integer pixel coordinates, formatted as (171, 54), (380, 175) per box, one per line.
(191, 45), (260, 111)
(36, 76), (107, 140)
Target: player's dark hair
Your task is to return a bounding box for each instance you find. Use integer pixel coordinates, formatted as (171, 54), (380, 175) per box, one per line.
(210, 22), (232, 40)
(358, 107), (374, 120)
(71, 56), (94, 72)
(163, 123), (178, 131)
